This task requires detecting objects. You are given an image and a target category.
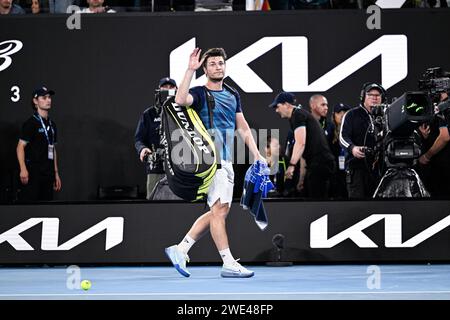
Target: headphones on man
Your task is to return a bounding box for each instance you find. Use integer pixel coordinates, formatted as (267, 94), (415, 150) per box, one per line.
(359, 82), (387, 104)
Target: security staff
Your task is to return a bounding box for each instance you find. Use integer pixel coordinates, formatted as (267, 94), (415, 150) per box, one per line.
(270, 91), (335, 198)
(16, 86), (62, 202)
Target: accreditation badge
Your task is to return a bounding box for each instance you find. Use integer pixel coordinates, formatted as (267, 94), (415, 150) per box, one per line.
(339, 155), (345, 170)
(48, 145), (54, 160)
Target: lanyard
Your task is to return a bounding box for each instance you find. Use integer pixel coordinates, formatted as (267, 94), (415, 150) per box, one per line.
(34, 114), (54, 145)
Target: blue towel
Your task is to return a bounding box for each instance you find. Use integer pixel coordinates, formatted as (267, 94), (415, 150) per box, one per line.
(240, 160), (274, 230)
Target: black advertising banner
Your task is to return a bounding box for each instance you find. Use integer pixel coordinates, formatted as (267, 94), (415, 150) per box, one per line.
(1, 10), (450, 201)
(1, 200), (450, 264)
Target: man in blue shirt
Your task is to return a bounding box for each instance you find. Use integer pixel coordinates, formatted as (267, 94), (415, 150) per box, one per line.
(165, 47), (264, 278)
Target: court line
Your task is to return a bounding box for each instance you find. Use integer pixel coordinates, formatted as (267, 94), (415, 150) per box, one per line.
(1, 291), (450, 297)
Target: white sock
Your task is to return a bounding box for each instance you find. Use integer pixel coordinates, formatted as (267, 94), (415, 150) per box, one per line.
(219, 248), (236, 265)
(177, 235), (196, 255)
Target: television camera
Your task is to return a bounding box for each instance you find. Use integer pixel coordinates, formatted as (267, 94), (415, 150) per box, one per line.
(418, 67), (450, 103)
(370, 91), (433, 197)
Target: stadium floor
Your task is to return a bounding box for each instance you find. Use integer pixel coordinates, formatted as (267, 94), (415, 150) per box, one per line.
(1, 264), (450, 300)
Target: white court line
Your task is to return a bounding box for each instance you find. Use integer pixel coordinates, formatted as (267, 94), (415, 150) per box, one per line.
(1, 291), (450, 297)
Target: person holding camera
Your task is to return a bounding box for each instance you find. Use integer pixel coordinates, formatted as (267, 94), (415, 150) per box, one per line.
(418, 90), (450, 197)
(339, 82), (386, 198)
(134, 77), (177, 200)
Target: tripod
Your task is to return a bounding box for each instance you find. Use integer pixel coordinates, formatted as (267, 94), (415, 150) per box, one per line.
(373, 166), (430, 198)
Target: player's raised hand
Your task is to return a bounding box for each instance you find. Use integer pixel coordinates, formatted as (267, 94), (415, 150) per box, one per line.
(188, 48), (205, 71)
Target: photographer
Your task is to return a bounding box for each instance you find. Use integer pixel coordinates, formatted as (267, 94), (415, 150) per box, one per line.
(134, 77), (177, 200)
(339, 82), (386, 198)
(419, 90), (450, 197)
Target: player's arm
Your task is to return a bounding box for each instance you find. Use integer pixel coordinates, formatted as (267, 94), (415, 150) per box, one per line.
(236, 112), (263, 161)
(175, 48), (204, 107)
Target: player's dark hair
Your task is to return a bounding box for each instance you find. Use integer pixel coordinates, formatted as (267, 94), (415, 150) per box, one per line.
(201, 48), (227, 69)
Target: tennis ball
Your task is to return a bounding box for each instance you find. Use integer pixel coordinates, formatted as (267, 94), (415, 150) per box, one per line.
(80, 280), (91, 291)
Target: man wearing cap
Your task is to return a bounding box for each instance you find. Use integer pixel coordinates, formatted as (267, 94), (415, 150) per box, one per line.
(270, 91), (335, 199)
(16, 86), (61, 202)
(134, 77), (177, 199)
(339, 82), (386, 198)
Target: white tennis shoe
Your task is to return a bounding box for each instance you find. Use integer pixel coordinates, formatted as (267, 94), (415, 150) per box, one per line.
(165, 245), (190, 277)
(221, 260), (254, 278)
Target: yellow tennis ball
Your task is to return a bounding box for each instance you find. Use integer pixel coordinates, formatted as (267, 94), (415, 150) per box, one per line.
(80, 280), (91, 291)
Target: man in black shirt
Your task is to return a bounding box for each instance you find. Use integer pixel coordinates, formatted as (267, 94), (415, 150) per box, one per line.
(16, 86), (61, 202)
(418, 91), (450, 197)
(269, 92), (335, 198)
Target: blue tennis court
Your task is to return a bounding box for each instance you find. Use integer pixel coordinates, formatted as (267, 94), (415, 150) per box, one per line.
(1, 264), (450, 300)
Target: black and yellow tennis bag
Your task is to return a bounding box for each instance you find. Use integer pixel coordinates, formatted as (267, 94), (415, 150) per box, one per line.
(161, 96), (218, 201)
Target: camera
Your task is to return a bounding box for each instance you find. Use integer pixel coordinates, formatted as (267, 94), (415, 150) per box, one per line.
(418, 67), (450, 103)
(155, 89), (177, 108)
(144, 148), (165, 171)
(361, 146), (375, 157)
(370, 67), (450, 198)
(370, 91), (433, 198)
(417, 67), (450, 130)
(371, 92), (433, 168)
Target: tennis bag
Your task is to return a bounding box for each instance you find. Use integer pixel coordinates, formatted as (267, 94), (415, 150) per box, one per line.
(161, 96), (218, 201)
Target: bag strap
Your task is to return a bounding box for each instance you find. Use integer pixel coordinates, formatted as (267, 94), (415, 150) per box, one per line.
(203, 86), (222, 170)
(204, 86), (215, 129)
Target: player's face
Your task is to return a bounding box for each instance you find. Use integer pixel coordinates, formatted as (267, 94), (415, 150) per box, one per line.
(34, 95), (52, 111)
(204, 56), (225, 82)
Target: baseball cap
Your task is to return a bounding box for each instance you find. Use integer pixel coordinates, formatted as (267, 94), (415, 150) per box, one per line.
(364, 83), (384, 94)
(158, 77), (177, 88)
(269, 92), (296, 108)
(32, 86), (55, 98)
(334, 103), (352, 113)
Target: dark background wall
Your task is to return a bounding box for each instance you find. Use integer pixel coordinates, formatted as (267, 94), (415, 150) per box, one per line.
(1, 9), (450, 201)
